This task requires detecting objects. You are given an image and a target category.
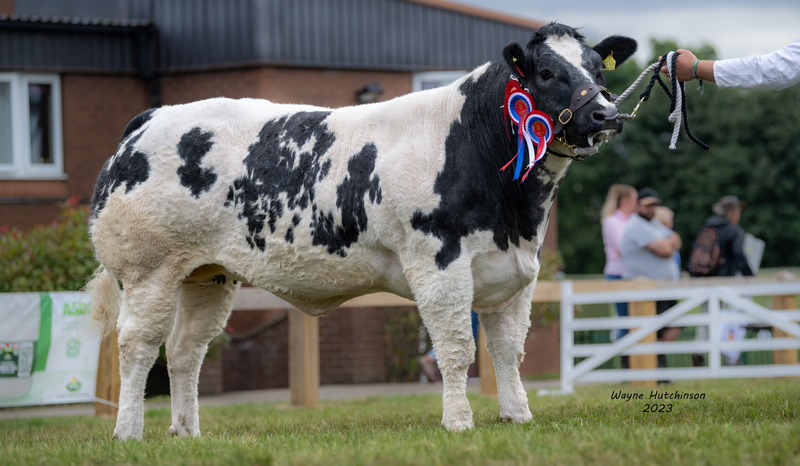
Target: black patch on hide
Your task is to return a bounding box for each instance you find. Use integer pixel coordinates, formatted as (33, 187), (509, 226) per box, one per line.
(177, 127), (217, 198)
(285, 214), (301, 244)
(120, 108), (156, 141)
(225, 111), (335, 250)
(310, 143), (381, 257)
(411, 64), (567, 269)
(91, 131), (150, 218)
(224, 111), (381, 255)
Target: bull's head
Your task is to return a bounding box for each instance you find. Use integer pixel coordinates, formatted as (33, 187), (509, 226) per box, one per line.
(503, 23), (637, 157)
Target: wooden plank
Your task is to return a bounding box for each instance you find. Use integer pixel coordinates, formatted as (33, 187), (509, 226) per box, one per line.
(288, 309), (319, 407)
(340, 292), (415, 308)
(773, 295), (799, 366)
(477, 326), (497, 395)
(94, 330), (120, 418)
(232, 278), (777, 310)
(628, 300), (657, 387)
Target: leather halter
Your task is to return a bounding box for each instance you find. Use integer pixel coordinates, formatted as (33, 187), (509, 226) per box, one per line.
(552, 83), (617, 135)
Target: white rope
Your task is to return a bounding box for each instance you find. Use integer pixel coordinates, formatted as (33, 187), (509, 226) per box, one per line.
(613, 62), (659, 106)
(666, 52), (683, 150)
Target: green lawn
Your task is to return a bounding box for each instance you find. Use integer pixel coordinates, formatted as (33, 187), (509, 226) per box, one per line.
(3, 378), (800, 465)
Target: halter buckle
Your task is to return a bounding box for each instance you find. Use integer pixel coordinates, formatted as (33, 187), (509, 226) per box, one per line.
(558, 109), (573, 125)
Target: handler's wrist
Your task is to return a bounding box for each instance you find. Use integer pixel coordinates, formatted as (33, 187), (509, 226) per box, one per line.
(691, 60), (701, 80)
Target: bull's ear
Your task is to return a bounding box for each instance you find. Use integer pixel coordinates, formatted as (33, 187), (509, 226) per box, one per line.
(593, 36), (637, 70)
(503, 42), (528, 78)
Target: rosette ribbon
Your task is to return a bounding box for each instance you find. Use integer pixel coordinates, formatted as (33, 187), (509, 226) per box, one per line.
(500, 80), (555, 182)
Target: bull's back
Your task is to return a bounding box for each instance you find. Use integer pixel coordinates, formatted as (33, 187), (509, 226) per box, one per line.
(89, 97), (408, 299)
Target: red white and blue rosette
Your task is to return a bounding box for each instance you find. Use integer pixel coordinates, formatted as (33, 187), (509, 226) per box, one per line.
(507, 91), (534, 124)
(500, 80), (555, 182)
(521, 110), (555, 181)
(500, 83), (537, 180)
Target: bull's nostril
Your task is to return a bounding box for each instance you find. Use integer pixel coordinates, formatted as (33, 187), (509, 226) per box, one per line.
(592, 112), (607, 122)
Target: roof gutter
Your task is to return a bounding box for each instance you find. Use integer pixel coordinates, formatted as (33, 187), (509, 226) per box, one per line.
(0, 15), (161, 107)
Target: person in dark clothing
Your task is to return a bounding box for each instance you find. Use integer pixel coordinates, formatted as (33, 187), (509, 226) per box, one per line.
(690, 195), (753, 367)
(692, 195), (753, 277)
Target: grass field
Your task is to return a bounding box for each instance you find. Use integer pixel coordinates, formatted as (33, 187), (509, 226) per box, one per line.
(3, 378), (799, 465)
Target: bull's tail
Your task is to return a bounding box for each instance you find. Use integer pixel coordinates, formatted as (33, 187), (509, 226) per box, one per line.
(86, 265), (121, 337)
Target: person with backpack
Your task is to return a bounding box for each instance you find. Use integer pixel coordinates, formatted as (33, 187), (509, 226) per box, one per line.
(688, 195), (753, 278)
(688, 195), (754, 366)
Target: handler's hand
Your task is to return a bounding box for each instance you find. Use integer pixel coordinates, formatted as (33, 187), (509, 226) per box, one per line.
(659, 49), (698, 82)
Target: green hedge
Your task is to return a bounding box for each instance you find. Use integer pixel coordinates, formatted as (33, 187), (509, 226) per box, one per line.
(0, 199), (98, 293)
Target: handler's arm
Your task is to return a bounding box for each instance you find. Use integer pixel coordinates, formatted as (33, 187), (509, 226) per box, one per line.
(662, 41), (800, 91)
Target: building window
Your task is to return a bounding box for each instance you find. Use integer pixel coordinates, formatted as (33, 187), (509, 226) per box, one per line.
(0, 73), (64, 179)
(412, 71), (468, 92)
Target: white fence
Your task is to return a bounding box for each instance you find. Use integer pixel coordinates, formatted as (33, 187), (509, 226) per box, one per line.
(541, 280), (800, 395)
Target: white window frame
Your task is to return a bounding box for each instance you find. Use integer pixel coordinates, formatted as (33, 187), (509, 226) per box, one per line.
(0, 72), (65, 180)
(412, 70), (468, 92)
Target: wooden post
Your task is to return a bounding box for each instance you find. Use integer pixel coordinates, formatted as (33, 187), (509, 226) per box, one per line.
(628, 300), (657, 386)
(94, 330), (120, 417)
(477, 326), (497, 395)
(288, 309), (319, 407)
(773, 295), (798, 366)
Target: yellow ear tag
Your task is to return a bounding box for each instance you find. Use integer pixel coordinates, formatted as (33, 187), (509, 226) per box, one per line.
(603, 52), (616, 71)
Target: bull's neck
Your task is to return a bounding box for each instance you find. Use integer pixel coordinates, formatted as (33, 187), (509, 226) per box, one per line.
(437, 63), (571, 251)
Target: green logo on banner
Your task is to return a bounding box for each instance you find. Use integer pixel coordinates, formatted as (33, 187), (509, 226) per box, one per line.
(63, 302), (88, 316)
(66, 338), (81, 357)
(66, 377), (82, 392)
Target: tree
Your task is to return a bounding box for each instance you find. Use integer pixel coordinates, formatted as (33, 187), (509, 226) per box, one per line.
(559, 39), (800, 274)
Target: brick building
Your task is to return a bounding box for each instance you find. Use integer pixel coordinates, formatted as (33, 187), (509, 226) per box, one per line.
(1, 0), (560, 392)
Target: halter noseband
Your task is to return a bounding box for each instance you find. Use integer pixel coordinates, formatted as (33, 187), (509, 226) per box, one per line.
(552, 83), (617, 135)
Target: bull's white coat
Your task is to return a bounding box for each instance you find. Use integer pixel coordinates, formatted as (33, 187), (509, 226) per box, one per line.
(88, 26), (627, 440)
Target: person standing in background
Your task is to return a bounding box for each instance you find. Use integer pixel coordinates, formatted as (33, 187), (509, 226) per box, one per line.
(688, 195), (754, 367)
(622, 188), (682, 379)
(655, 206), (681, 273)
(601, 184), (637, 368)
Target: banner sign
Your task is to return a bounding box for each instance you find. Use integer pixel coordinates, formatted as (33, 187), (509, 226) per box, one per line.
(0, 292), (99, 407)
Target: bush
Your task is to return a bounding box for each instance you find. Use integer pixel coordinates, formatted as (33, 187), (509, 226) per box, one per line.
(0, 197), (98, 292)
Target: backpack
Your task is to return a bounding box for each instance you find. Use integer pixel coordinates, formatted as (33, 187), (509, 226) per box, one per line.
(688, 226), (723, 276)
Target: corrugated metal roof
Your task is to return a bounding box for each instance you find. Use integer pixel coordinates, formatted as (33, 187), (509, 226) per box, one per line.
(3, 0), (543, 73)
(0, 13), (153, 73)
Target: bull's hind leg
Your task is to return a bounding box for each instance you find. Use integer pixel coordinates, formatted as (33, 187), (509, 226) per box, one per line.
(166, 277), (239, 437)
(408, 260), (476, 431)
(114, 273), (181, 440)
(477, 284), (535, 423)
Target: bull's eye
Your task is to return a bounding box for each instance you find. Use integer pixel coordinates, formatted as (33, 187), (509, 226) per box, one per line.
(539, 70), (553, 80)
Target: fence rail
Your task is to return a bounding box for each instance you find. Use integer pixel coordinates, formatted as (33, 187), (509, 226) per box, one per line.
(93, 276), (800, 415)
(541, 279), (800, 396)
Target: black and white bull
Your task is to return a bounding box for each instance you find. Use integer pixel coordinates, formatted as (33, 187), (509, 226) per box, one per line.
(87, 23), (636, 439)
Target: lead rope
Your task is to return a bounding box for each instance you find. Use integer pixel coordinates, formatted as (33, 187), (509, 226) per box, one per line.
(612, 52), (709, 151)
(667, 51), (683, 149)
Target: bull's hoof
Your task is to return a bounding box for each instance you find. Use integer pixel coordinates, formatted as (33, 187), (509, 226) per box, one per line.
(499, 409), (533, 424)
(168, 424), (199, 437)
(112, 429), (142, 441)
(442, 418), (474, 432)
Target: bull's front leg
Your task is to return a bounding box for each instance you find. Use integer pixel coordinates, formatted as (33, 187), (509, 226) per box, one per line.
(477, 283), (535, 424)
(407, 259), (476, 431)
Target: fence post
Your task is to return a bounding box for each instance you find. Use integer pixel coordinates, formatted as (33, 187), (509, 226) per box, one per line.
(773, 294), (799, 366)
(477, 326), (497, 395)
(628, 300), (657, 386)
(289, 308), (319, 407)
(94, 330), (120, 417)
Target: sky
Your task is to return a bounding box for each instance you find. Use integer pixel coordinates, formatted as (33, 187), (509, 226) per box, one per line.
(451, 0), (800, 64)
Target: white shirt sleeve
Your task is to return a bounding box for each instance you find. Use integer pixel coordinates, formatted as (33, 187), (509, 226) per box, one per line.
(714, 39), (800, 91)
